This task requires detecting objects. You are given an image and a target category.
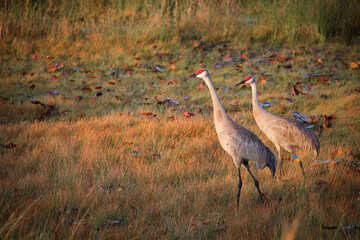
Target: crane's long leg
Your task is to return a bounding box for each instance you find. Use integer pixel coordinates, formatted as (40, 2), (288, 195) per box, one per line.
(237, 167), (242, 208)
(276, 145), (283, 181)
(293, 154), (306, 178)
(243, 162), (264, 203)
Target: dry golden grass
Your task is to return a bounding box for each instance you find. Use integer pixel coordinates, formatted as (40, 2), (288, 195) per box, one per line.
(0, 107), (359, 239)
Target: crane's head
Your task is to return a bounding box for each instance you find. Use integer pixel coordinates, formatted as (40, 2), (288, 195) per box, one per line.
(183, 68), (209, 81)
(235, 75), (255, 87)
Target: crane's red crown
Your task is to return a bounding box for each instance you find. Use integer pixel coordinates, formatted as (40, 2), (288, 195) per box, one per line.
(196, 68), (206, 75)
(244, 75), (252, 81)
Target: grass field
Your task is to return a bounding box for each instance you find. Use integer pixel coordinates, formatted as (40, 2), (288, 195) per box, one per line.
(1, 0), (360, 239)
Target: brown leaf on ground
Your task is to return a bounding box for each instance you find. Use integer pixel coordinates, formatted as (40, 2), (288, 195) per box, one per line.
(308, 116), (319, 123)
(350, 62), (359, 69)
(0, 96), (9, 103)
(140, 111), (156, 118)
(221, 53), (231, 60)
(197, 81), (205, 89)
(140, 111), (153, 115)
(81, 87), (93, 93)
(292, 85), (300, 95)
(241, 53), (248, 60)
(183, 110), (194, 117)
(193, 41), (200, 48)
(323, 115), (336, 129)
(316, 179), (328, 185)
(1, 142), (17, 149)
(48, 91), (60, 95)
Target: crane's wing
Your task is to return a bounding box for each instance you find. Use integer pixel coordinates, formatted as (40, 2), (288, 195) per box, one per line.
(260, 113), (320, 156)
(229, 125), (277, 173)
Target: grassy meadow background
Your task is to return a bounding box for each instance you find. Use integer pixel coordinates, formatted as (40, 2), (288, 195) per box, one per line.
(1, 0), (360, 239)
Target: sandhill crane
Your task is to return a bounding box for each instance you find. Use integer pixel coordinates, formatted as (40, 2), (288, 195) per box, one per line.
(184, 69), (277, 206)
(236, 75), (320, 180)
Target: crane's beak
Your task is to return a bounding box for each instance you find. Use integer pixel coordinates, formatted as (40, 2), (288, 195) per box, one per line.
(235, 80), (245, 87)
(182, 73), (196, 81)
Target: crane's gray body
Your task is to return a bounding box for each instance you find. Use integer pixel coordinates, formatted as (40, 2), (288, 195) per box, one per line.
(253, 107), (320, 157)
(191, 69), (277, 205)
(198, 70), (277, 176)
(241, 76), (320, 178)
(215, 116), (277, 175)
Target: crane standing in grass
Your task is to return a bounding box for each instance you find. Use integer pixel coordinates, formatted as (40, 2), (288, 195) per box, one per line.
(236, 75), (320, 180)
(184, 69), (277, 206)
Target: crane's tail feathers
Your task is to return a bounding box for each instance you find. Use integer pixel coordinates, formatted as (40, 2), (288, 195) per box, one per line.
(266, 147), (277, 177)
(301, 128), (320, 158)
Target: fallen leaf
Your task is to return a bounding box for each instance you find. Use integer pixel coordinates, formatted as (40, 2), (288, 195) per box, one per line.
(155, 65), (165, 72)
(81, 87), (93, 93)
(1, 142), (17, 149)
(350, 62), (359, 69)
(292, 85), (300, 96)
(73, 220), (88, 225)
(197, 81), (205, 89)
(316, 179), (328, 185)
(308, 116), (319, 122)
(168, 64), (177, 70)
(183, 110), (194, 117)
(193, 41), (200, 48)
(0, 96), (9, 103)
(240, 53), (248, 60)
(282, 64), (292, 69)
(47, 67), (57, 72)
(48, 91), (60, 95)
(221, 53), (231, 60)
(167, 116), (176, 121)
(140, 111), (153, 115)
(317, 76), (327, 82)
(89, 96), (95, 103)
(86, 75), (96, 79)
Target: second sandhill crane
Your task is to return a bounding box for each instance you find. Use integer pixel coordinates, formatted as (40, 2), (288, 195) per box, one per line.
(184, 69), (277, 206)
(236, 75), (320, 180)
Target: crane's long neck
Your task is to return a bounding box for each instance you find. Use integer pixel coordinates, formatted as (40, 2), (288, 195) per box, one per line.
(202, 75), (231, 124)
(250, 82), (266, 117)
